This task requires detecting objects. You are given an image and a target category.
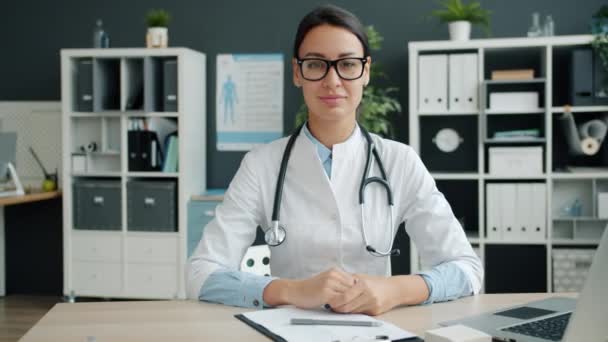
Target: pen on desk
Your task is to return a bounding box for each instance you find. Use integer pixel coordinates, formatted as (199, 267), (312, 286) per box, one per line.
(290, 318), (382, 327)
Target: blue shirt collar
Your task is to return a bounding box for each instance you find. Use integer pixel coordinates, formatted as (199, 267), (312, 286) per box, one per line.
(302, 123), (332, 164)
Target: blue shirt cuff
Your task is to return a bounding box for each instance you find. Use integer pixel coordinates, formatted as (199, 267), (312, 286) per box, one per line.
(417, 262), (473, 305)
(200, 269), (275, 309)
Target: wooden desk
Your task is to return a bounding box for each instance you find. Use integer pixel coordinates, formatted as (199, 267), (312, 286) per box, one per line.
(0, 190), (61, 296)
(21, 293), (574, 341)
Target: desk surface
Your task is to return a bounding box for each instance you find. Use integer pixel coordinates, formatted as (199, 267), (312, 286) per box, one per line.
(0, 190), (61, 206)
(21, 293), (575, 341)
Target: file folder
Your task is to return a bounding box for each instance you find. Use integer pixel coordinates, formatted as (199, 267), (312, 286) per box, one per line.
(128, 130), (163, 171)
(419, 54), (448, 112)
(77, 59), (94, 112)
(449, 53), (478, 112)
(486, 184), (502, 240)
(531, 183), (547, 240)
(163, 59), (178, 112)
(501, 184), (517, 241)
(515, 183), (534, 241)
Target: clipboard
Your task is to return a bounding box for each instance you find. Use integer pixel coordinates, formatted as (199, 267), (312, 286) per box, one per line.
(234, 313), (423, 342)
(234, 314), (288, 342)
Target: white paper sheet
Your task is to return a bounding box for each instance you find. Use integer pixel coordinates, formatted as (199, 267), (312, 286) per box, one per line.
(242, 307), (417, 342)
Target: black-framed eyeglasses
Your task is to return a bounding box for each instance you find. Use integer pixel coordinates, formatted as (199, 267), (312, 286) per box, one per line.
(296, 57), (368, 81)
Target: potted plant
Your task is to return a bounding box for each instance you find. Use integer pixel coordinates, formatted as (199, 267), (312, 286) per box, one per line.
(591, 5), (608, 34)
(146, 9), (171, 48)
(431, 0), (490, 41)
(294, 26), (401, 138)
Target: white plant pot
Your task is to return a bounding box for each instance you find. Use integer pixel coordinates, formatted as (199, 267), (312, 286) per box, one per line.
(448, 21), (472, 41)
(147, 27), (168, 48)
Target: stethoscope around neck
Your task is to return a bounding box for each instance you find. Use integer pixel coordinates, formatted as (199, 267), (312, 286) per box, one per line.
(264, 123), (400, 257)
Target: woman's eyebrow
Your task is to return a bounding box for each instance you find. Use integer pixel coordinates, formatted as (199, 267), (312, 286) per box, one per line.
(301, 51), (359, 58)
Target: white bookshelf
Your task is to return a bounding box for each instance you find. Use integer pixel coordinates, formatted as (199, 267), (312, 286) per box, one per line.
(409, 35), (606, 293)
(61, 48), (206, 300)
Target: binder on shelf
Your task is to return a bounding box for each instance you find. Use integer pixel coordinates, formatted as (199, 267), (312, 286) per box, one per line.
(163, 59), (178, 112)
(515, 183), (534, 240)
(486, 183), (502, 240)
(570, 49), (593, 106)
(449, 53), (478, 112)
(162, 134), (178, 173)
(501, 184), (517, 241)
(128, 122), (163, 172)
(418, 54), (448, 112)
(76, 59), (94, 112)
(531, 183), (547, 240)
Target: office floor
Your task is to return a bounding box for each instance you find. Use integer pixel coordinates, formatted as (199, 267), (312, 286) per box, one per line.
(0, 295), (60, 342)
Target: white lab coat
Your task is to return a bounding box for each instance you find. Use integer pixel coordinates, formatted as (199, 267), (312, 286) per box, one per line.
(186, 127), (483, 299)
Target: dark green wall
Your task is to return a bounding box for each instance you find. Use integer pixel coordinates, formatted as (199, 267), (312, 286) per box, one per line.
(3, 0), (604, 187)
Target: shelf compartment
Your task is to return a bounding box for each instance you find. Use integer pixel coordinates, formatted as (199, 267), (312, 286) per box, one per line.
(126, 178), (178, 232)
(127, 117), (178, 173)
(72, 178), (122, 231)
(552, 112), (608, 171)
(485, 113), (545, 142)
(420, 115), (478, 172)
(93, 58), (121, 111)
(122, 58), (145, 111)
(70, 117), (121, 173)
(436, 180), (478, 237)
(71, 58), (94, 112)
(552, 179), (594, 218)
(144, 56), (178, 112)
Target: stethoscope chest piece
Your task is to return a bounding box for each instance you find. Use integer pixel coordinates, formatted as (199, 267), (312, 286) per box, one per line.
(265, 223), (287, 246)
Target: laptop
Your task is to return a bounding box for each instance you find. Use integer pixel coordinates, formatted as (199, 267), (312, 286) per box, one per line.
(441, 228), (608, 342)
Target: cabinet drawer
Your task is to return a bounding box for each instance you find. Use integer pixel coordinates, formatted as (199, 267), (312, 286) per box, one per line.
(126, 236), (178, 264)
(72, 261), (122, 295)
(72, 235), (122, 262)
(125, 264), (177, 298)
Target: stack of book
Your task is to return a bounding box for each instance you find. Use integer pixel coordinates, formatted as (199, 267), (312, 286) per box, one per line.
(491, 69), (535, 80)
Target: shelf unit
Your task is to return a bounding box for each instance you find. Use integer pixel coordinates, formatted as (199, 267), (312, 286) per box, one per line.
(61, 48), (206, 300)
(409, 35), (606, 293)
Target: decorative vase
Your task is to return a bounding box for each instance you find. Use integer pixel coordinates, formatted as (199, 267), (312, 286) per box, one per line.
(146, 27), (168, 48)
(448, 21), (472, 41)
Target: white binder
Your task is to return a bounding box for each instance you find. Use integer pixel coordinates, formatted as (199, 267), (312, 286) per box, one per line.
(486, 183), (502, 240)
(501, 184), (517, 241)
(531, 183), (547, 240)
(515, 183), (534, 241)
(419, 54), (448, 112)
(449, 53), (478, 112)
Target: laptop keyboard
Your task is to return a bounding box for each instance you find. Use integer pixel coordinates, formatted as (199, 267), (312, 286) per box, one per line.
(501, 312), (571, 341)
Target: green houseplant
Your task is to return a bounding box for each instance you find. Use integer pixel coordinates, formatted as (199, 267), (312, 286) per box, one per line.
(146, 9), (171, 48)
(430, 0), (491, 41)
(294, 26), (401, 138)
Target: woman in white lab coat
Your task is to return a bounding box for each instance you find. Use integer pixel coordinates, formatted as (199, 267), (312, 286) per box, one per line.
(187, 4), (483, 315)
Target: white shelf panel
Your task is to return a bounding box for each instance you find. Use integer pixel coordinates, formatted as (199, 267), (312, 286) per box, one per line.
(127, 172), (179, 178)
(551, 239), (602, 245)
(485, 138), (546, 144)
(125, 112), (179, 118)
(484, 239), (548, 245)
(483, 174), (547, 180)
(431, 173), (480, 180)
(552, 216), (608, 222)
(485, 109), (545, 115)
(551, 106), (608, 113)
(418, 111), (478, 116)
(72, 172), (122, 178)
(483, 78), (546, 85)
(551, 172), (608, 179)
(408, 34), (593, 51)
(70, 112), (123, 117)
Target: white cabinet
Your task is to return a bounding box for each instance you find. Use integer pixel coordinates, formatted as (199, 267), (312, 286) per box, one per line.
(61, 48), (206, 300)
(409, 35), (607, 293)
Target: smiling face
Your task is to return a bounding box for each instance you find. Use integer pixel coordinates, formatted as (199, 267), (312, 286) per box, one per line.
(293, 24), (371, 126)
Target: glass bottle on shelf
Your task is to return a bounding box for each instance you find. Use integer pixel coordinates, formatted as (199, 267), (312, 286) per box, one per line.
(527, 12), (543, 37)
(543, 15), (555, 36)
(93, 19), (110, 48)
